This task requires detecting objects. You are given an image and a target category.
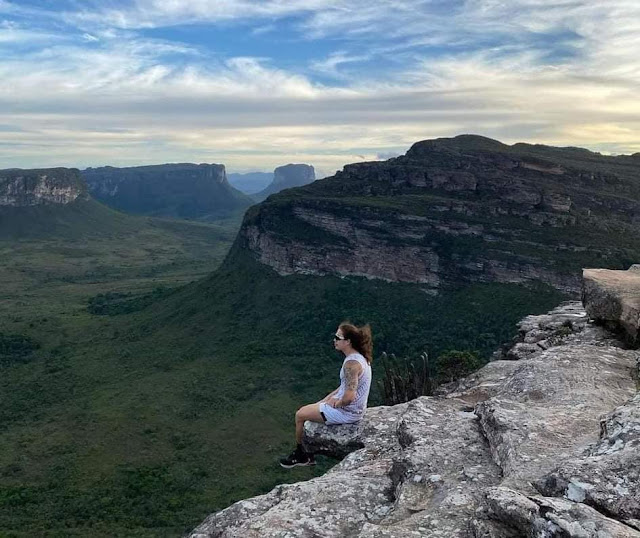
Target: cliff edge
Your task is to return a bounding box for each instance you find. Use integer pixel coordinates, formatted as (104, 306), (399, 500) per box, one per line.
(189, 267), (640, 537)
(0, 167), (86, 206)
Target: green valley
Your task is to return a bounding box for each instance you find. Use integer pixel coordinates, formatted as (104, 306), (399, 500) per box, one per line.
(3, 135), (640, 536)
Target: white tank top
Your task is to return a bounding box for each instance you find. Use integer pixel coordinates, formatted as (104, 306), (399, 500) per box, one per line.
(335, 352), (372, 418)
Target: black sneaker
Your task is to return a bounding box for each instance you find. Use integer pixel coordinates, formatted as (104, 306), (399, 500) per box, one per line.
(279, 449), (316, 469)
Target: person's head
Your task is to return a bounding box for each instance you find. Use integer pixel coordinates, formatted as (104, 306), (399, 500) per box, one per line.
(333, 322), (373, 363)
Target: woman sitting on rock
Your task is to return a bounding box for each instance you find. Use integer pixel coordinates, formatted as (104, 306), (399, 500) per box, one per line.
(279, 322), (373, 468)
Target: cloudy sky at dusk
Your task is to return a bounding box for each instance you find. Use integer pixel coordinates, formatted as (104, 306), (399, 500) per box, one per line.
(1, 0), (639, 176)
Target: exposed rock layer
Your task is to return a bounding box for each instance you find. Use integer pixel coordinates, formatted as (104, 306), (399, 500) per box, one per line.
(189, 301), (640, 537)
(235, 135), (640, 293)
(0, 168), (86, 206)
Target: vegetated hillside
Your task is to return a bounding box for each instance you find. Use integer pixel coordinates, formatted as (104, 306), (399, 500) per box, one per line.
(0, 241), (565, 537)
(83, 163), (254, 220)
(0, 200), (244, 537)
(251, 164), (316, 202)
(239, 135), (640, 293)
(0, 197), (141, 240)
(228, 171), (273, 194)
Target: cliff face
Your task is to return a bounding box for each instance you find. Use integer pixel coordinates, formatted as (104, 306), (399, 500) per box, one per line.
(235, 135), (640, 294)
(82, 163), (253, 219)
(190, 269), (640, 537)
(0, 168), (86, 206)
(252, 163), (316, 202)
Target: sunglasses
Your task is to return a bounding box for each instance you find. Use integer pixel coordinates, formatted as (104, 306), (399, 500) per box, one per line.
(333, 334), (346, 341)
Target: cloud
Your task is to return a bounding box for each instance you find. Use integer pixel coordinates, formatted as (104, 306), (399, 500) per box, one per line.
(310, 51), (371, 79)
(0, 0), (639, 171)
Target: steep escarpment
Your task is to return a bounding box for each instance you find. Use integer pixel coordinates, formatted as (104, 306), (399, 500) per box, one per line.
(190, 268), (640, 537)
(235, 135), (640, 293)
(0, 167), (87, 206)
(83, 163), (253, 219)
(252, 164), (316, 202)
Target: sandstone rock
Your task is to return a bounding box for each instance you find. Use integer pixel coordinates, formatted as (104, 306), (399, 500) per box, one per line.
(535, 392), (640, 523)
(0, 168), (86, 206)
(476, 342), (637, 489)
(189, 301), (640, 537)
(583, 267), (640, 345)
(479, 487), (640, 537)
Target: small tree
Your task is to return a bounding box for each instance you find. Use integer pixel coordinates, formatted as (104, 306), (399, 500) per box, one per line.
(434, 350), (483, 384)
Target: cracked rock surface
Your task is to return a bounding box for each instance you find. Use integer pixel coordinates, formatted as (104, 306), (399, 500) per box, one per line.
(188, 302), (640, 537)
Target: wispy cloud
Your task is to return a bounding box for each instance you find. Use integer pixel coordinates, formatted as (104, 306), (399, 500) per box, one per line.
(0, 0), (639, 172)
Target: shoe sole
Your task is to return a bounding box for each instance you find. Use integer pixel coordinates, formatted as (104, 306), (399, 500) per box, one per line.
(279, 461), (316, 469)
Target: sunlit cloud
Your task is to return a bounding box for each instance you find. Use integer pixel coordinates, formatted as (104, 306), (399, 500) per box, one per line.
(0, 0), (639, 172)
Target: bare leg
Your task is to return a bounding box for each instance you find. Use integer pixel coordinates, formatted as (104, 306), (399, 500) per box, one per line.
(295, 403), (325, 444)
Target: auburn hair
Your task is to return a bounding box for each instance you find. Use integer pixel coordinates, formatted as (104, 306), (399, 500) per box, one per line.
(339, 322), (373, 364)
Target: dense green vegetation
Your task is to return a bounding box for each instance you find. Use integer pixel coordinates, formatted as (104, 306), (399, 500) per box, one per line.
(0, 231), (566, 536)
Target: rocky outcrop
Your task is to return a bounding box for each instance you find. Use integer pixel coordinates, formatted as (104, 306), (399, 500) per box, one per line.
(82, 163), (253, 219)
(583, 266), (640, 345)
(235, 135), (640, 294)
(0, 168), (86, 206)
(252, 164), (316, 202)
(188, 300), (640, 537)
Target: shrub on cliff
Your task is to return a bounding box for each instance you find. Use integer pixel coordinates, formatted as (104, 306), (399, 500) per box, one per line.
(434, 350), (483, 384)
(378, 349), (483, 405)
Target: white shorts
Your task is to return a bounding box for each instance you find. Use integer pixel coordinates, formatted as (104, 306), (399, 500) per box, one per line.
(318, 402), (363, 425)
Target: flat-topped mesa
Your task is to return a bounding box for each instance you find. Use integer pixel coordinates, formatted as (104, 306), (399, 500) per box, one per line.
(583, 265), (640, 346)
(252, 163), (316, 202)
(188, 298), (640, 537)
(272, 164), (315, 188)
(0, 168), (87, 206)
(82, 163), (253, 219)
(235, 135), (640, 294)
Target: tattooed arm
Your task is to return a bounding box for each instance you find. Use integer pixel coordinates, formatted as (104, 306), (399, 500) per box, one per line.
(335, 360), (362, 407)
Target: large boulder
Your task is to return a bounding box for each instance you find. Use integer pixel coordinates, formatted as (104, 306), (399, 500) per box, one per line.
(479, 487), (640, 537)
(535, 392), (640, 526)
(583, 266), (640, 345)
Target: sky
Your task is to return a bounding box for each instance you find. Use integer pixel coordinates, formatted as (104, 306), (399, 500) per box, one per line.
(1, 0), (639, 176)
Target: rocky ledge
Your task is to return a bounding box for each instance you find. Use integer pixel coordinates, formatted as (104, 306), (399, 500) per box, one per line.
(189, 299), (640, 537)
(583, 266), (640, 346)
(0, 168), (86, 206)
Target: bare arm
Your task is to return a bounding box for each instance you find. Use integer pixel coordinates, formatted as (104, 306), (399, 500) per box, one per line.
(334, 361), (362, 407)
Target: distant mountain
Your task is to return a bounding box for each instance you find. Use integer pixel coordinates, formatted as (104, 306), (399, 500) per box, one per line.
(252, 164), (315, 202)
(227, 171), (273, 194)
(0, 167), (87, 206)
(82, 163), (253, 220)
